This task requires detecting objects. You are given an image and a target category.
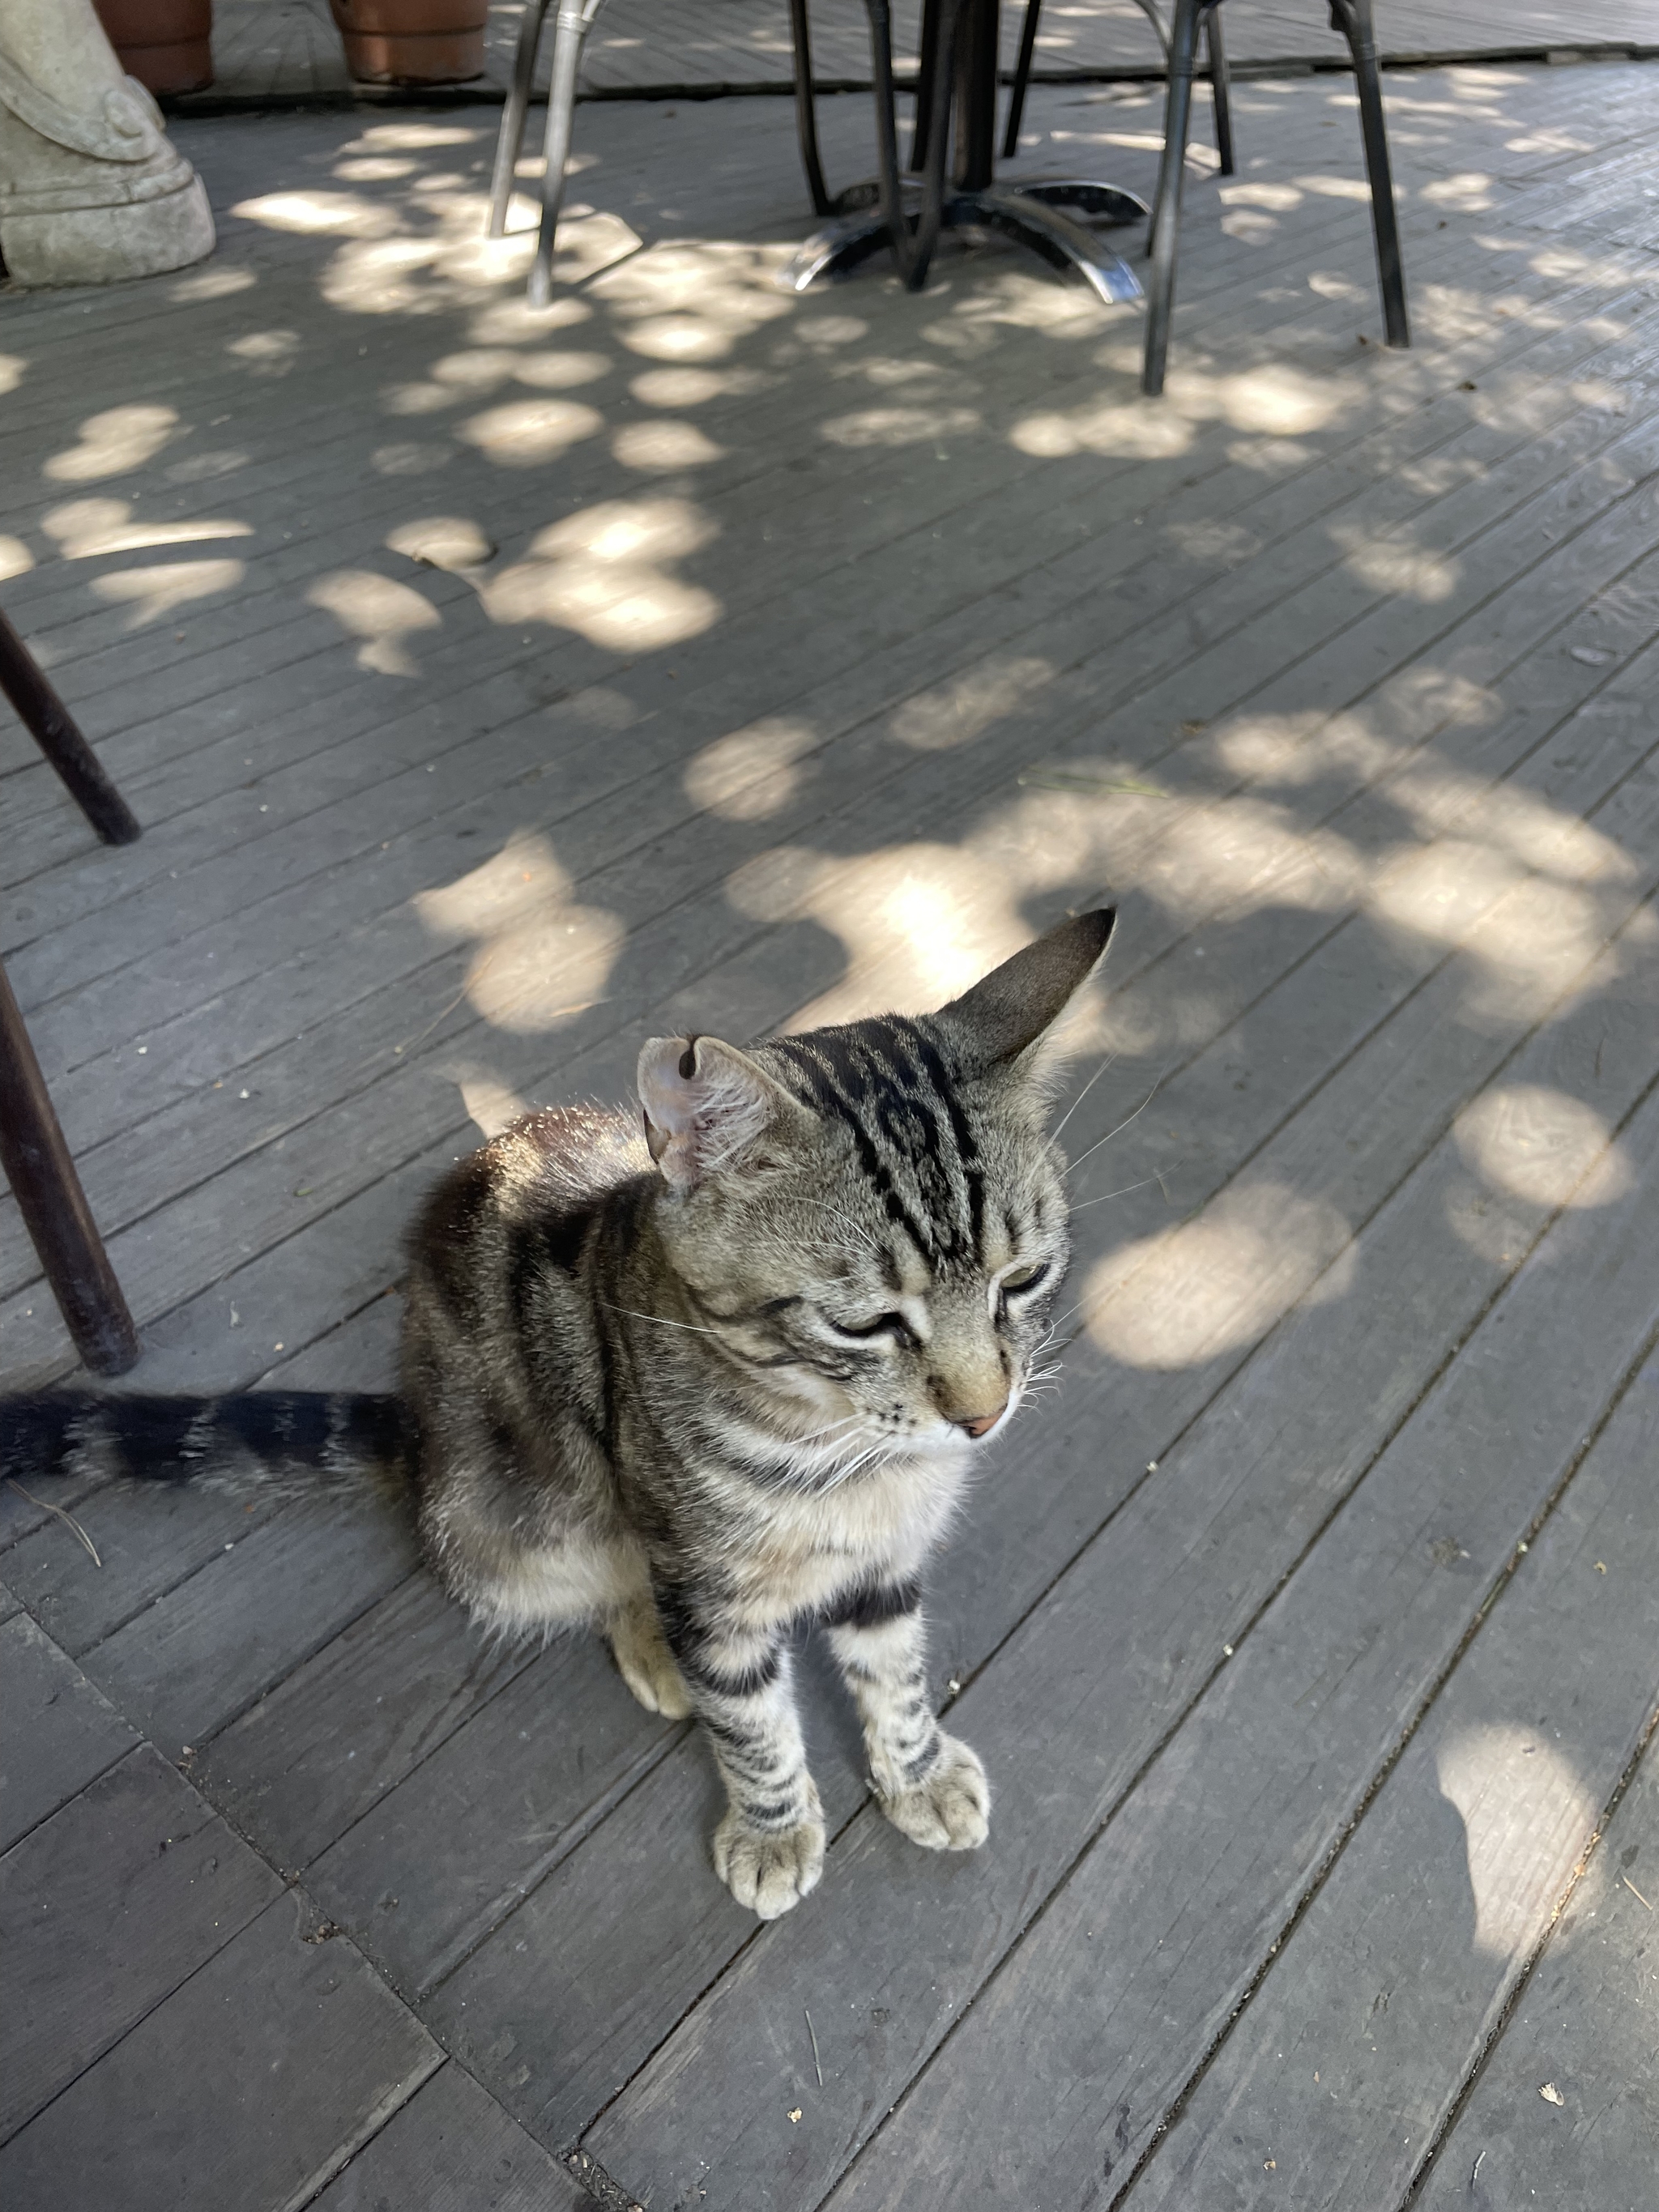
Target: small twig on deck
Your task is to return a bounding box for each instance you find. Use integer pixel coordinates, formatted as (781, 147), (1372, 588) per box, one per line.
(390, 982), (471, 1058)
(9, 1480), (101, 1567)
(805, 2006), (823, 2088)
(1017, 769), (1169, 798)
(1623, 1874), (1654, 1910)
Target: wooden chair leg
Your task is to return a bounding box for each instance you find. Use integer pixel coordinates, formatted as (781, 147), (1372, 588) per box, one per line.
(487, 0), (553, 237)
(1143, 0), (1200, 394)
(0, 607), (139, 847)
(0, 958), (138, 1376)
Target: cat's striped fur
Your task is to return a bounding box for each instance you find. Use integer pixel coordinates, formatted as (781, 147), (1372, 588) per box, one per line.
(1, 910), (1114, 1918)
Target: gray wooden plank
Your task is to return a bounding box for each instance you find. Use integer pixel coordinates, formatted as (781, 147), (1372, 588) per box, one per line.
(313, 2061), (591, 2212)
(0, 1743), (282, 2143)
(2, 1473), (292, 1660)
(1123, 1351), (1659, 2209)
(12, 276), (1614, 1183)
(78, 1489), (420, 1757)
(0, 1613), (137, 1853)
(1418, 1731), (1659, 2212)
(6, 147), (1636, 942)
(3, 113), (1369, 717)
(194, 1572), (536, 1875)
(0, 1888), (442, 2212)
(22, 190), (1659, 1017)
(13, 213), (1654, 1017)
(432, 1632), (868, 2137)
(303, 1626), (684, 1997)
(15, 232), (1648, 1132)
(578, 1024), (1659, 2200)
(0, 172), (1473, 962)
(14, 353), (1659, 1387)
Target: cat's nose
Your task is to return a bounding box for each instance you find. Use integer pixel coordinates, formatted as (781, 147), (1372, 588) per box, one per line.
(956, 1404), (1006, 1440)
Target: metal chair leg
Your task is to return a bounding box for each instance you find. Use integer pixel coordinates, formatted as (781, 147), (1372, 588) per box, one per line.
(0, 607), (139, 846)
(487, 0), (552, 237)
(1000, 0), (1041, 161)
(1007, 0), (1229, 173)
(527, 0), (597, 306)
(1143, 0), (1200, 396)
(912, 0), (961, 281)
(1330, 0), (1409, 347)
(791, 0), (834, 215)
(1205, 2), (1234, 174)
(0, 958), (139, 1376)
(911, 0), (942, 172)
(865, 0), (919, 283)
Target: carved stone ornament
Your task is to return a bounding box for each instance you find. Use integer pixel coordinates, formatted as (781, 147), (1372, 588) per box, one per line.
(0, 0), (214, 286)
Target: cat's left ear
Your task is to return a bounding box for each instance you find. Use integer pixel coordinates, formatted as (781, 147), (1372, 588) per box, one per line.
(936, 907), (1115, 1070)
(638, 1034), (808, 1192)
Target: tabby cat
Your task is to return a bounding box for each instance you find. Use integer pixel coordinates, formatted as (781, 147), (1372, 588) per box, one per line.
(2, 908), (1114, 1920)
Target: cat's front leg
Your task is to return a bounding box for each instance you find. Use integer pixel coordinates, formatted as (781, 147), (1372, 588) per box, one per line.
(824, 1580), (990, 1851)
(659, 1592), (825, 1919)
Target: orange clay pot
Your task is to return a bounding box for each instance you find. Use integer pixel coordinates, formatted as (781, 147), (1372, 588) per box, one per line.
(327, 0), (488, 85)
(92, 0), (214, 96)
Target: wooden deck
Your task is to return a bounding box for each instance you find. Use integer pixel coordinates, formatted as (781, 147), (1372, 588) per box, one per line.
(4, 52), (1658, 2212)
(189, 0), (1659, 109)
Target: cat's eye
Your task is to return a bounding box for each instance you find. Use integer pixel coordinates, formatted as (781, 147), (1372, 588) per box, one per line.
(825, 1311), (906, 1344)
(1000, 1263), (1049, 1294)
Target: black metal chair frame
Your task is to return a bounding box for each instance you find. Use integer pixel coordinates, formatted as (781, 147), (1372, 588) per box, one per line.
(485, 0), (1407, 388)
(1143, 0), (1408, 393)
(488, 0), (1145, 309)
(1001, 0), (1233, 172)
(0, 607), (141, 1376)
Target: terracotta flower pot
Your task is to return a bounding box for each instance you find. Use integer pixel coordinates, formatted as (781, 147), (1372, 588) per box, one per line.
(92, 0), (214, 96)
(328, 0), (488, 86)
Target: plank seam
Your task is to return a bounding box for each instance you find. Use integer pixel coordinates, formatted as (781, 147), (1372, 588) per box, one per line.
(1394, 1703), (1659, 2211)
(1109, 1310), (1659, 2212)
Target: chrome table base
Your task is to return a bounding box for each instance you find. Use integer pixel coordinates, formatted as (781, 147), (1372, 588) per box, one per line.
(781, 180), (1146, 305)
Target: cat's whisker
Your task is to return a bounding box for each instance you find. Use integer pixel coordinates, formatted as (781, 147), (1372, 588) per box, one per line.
(1061, 1066), (1167, 1179)
(789, 1410), (872, 1448)
(1067, 1172), (1166, 1215)
(1050, 1050), (1117, 1141)
(601, 1303), (727, 1336)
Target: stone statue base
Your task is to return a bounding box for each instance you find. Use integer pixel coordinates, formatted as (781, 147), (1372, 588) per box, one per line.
(1, 166), (214, 288)
(0, 0), (214, 288)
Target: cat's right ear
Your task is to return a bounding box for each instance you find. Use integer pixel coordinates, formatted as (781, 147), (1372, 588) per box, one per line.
(637, 1035), (805, 1192)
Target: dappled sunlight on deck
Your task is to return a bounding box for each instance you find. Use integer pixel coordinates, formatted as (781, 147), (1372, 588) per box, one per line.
(4, 49), (1659, 2209)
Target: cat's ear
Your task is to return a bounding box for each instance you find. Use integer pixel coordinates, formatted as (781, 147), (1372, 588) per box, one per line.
(637, 1034), (806, 1191)
(936, 907), (1115, 1070)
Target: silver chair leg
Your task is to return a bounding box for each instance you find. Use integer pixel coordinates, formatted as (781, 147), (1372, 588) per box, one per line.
(528, 0), (600, 306)
(487, 0), (552, 237)
(1143, 0), (1201, 395)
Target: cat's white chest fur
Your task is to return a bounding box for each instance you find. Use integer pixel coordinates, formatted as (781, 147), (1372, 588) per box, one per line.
(728, 1451), (970, 1627)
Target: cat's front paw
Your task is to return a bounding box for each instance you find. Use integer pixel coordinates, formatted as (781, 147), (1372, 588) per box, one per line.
(879, 1733), (990, 1851)
(712, 1802), (826, 1919)
(608, 1608), (694, 1720)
